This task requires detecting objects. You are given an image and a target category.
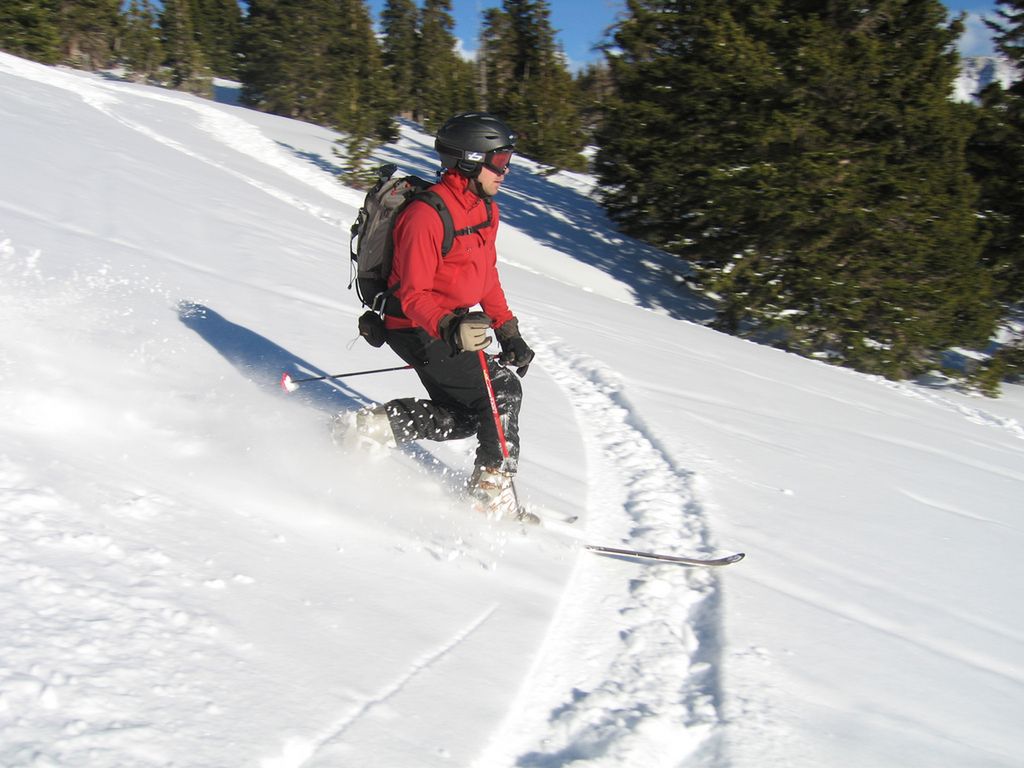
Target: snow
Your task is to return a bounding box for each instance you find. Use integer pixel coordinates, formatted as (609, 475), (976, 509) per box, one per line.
(954, 55), (1021, 102)
(1, 51), (1023, 767)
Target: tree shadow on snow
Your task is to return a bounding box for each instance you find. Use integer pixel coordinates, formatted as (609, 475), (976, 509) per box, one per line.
(273, 119), (717, 324)
(276, 141), (346, 177)
(373, 121), (718, 324)
(176, 301), (465, 488)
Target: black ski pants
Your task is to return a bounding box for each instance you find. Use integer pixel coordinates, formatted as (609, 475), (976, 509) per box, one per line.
(382, 327), (522, 472)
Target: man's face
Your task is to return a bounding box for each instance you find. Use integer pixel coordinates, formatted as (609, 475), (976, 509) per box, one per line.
(477, 164), (508, 197)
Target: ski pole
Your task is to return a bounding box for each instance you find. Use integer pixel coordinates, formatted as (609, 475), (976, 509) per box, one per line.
(478, 350), (511, 461)
(477, 349), (529, 515)
(280, 364), (413, 393)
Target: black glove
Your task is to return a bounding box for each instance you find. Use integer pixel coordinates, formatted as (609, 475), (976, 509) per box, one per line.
(439, 311), (492, 354)
(357, 311), (387, 347)
(495, 317), (535, 376)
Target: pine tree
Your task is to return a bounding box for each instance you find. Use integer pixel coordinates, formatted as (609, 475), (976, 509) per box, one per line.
(0, 1), (61, 64)
(381, 0), (418, 117)
(522, 40), (586, 170)
(237, 0), (283, 110)
(967, 0), (1024, 388)
(120, 0), (163, 81)
(730, 0), (995, 377)
(575, 61), (612, 138)
(598, 0), (996, 378)
(192, 0), (241, 79)
(241, 0), (345, 123)
(596, 0), (781, 255)
(970, 0), (1024, 305)
(331, 0), (397, 185)
(990, 0), (1024, 57)
(240, 0), (394, 183)
(479, 7), (515, 111)
(479, 0), (586, 169)
(413, 0), (468, 129)
(450, 48), (480, 118)
(56, 0), (120, 69)
(160, 0), (210, 93)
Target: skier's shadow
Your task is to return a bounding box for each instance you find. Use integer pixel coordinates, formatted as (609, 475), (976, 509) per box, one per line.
(176, 301), (367, 413)
(177, 301), (463, 487)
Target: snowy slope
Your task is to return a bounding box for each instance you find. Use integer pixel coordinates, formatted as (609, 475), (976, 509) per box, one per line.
(2, 52), (1023, 768)
(955, 55), (1021, 102)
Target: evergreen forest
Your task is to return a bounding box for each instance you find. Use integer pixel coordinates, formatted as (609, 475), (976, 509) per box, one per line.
(2, 0), (1022, 392)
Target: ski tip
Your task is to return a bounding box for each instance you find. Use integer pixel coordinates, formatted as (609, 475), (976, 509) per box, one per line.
(280, 372), (298, 393)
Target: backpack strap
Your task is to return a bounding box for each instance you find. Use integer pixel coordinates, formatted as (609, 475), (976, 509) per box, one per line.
(458, 197), (494, 240)
(414, 190), (453, 255)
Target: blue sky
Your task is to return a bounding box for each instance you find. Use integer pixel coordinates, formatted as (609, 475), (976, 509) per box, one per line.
(365, 1), (1003, 70)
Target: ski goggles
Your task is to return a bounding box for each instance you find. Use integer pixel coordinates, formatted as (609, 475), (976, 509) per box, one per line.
(483, 148), (514, 175)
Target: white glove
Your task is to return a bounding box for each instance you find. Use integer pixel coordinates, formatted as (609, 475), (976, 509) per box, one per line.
(439, 311), (492, 353)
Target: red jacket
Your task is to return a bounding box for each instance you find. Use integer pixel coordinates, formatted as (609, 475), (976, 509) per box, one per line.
(385, 171), (514, 337)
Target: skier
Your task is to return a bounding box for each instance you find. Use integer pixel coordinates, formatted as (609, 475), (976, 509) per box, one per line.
(345, 112), (535, 518)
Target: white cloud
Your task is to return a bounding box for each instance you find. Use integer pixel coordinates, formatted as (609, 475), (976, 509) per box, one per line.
(454, 37), (476, 62)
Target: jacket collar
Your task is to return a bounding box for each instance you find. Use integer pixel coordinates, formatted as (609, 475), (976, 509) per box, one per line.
(440, 170), (488, 210)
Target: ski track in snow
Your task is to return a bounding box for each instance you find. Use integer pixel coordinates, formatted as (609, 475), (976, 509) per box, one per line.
(479, 336), (730, 767)
(882, 376), (1024, 443)
(262, 605), (499, 768)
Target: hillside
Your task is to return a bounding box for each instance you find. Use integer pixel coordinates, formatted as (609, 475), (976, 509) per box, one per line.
(1, 52), (1023, 768)
(955, 54), (1021, 101)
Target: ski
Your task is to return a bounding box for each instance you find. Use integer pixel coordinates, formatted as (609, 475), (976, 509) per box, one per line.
(585, 544), (745, 567)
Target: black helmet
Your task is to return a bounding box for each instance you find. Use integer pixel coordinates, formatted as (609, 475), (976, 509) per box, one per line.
(435, 112), (517, 176)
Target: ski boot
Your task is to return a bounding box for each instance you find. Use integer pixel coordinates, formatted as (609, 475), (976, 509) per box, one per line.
(467, 466), (540, 524)
(330, 405), (396, 456)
